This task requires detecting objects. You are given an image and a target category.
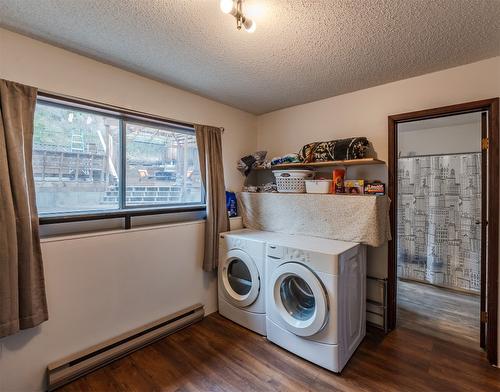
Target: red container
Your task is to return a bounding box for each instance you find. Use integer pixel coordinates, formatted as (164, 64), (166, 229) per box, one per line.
(332, 169), (345, 193)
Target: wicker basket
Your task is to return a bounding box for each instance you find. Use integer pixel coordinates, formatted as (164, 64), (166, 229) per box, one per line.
(272, 170), (314, 193)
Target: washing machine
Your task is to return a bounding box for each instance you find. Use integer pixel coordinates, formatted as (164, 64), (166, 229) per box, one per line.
(265, 234), (366, 372)
(218, 229), (272, 335)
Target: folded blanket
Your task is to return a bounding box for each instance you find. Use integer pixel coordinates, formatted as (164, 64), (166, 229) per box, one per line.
(270, 153), (301, 166)
(298, 137), (369, 162)
(237, 151), (267, 176)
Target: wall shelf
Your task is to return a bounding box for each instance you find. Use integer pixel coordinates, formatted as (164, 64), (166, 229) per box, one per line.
(255, 158), (385, 170)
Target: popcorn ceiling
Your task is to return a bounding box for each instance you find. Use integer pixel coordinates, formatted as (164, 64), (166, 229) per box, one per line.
(0, 0), (498, 114)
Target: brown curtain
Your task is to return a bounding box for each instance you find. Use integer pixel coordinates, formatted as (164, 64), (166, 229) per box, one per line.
(195, 125), (229, 272)
(0, 79), (48, 338)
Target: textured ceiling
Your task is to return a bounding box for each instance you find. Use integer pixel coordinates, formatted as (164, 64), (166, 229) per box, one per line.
(1, 0), (499, 114)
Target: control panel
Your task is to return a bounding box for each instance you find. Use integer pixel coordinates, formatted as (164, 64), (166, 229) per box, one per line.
(221, 236), (246, 252)
(267, 244), (311, 263)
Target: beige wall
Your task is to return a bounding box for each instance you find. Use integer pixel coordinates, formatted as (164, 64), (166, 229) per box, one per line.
(1, 223), (209, 391)
(257, 57), (500, 162)
(398, 122), (481, 157)
(0, 28), (254, 391)
(0, 28), (257, 191)
(257, 56), (500, 359)
(1, 27), (499, 391)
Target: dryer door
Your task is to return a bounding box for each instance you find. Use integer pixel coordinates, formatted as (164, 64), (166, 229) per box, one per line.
(221, 249), (260, 308)
(270, 262), (328, 337)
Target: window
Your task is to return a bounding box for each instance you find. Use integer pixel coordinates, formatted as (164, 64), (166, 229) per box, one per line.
(33, 102), (121, 214)
(33, 98), (204, 220)
(125, 122), (202, 207)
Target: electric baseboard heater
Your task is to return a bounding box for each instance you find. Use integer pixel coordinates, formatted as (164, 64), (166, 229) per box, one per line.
(47, 303), (204, 391)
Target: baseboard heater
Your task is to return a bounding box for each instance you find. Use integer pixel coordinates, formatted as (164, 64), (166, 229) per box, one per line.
(47, 303), (204, 391)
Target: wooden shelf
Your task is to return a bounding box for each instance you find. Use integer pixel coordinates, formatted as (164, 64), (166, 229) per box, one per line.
(255, 158), (385, 170)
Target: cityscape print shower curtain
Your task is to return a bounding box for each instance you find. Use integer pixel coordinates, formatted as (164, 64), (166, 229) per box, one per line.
(397, 153), (481, 293)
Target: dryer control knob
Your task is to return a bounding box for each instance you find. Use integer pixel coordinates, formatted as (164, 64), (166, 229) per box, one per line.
(292, 250), (300, 259)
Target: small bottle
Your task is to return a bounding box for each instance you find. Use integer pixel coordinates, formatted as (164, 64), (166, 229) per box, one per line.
(332, 169), (345, 194)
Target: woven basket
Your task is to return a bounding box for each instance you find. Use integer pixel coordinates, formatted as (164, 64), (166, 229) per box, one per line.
(272, 170), (314, 193)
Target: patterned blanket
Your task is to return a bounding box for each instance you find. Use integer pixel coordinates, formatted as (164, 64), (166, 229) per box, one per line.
(298, 137), (369, 162)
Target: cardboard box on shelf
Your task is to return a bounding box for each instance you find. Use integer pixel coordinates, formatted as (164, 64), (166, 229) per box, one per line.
(344, 179), (364, 194)
(364, 182), (385, 196)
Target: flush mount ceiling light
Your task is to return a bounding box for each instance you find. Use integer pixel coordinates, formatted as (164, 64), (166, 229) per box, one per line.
(220, 0), (256, 33)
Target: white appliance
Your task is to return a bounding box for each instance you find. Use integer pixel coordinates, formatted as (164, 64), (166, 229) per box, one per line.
(218, 229), (271, 335)
(265, 234), (366, 372)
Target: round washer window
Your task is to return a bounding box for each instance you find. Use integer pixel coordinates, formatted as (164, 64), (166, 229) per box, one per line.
(280, 275), (316, 321)
(227, 258), (252, 296)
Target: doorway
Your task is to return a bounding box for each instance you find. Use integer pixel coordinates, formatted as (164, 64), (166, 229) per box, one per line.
(388, 98), (499, 365)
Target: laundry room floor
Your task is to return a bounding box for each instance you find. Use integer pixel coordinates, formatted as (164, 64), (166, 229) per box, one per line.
(397, 279), (480, 347)
(59, 313), (498, 392)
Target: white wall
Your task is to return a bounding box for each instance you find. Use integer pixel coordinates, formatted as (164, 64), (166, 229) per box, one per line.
(257, 56), (500, 361)
(1, 27), (499, 391)
(0, 217), (241, 392)
(398, 122), (481, 157)
(257, 57), (500, 161)
(1, 223), (208, 391)
(0, 28), (255, 391)
(0, 28), (257, 192)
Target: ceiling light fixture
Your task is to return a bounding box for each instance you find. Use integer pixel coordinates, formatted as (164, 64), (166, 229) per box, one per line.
(220, 0), (256, 33)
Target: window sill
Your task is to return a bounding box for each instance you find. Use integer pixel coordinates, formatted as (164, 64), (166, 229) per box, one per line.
(40, 218), (206, 243)
(39, 215), (243, 243)
(38, 205), (206, 237)
(39, 205), (206, 226)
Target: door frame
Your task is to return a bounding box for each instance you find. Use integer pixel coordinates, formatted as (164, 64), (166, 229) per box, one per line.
(387, 98), (499, 365)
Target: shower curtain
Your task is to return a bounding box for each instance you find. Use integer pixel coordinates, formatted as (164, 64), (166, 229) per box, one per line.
(397, 153), (481, 293)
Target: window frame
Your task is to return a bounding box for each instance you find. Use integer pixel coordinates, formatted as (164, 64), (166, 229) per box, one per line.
(35, 93), (206, 228)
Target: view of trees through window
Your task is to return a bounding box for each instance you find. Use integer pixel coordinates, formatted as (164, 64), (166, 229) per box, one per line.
(33, 100), (203, 215)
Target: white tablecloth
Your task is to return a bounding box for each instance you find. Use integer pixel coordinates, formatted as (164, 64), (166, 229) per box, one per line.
(237, 192), (391, 247)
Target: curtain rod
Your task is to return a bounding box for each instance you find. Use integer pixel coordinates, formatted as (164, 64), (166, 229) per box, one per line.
(37, 89), (225, 133)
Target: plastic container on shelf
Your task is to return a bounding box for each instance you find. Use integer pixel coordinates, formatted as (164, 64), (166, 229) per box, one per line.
(272, 170), (314, 193)
(305, 180), (332, 194)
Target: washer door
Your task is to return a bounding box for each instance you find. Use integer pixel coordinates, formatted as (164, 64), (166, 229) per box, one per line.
(270, 262), (328, 336)
(221, 249), (260, 308)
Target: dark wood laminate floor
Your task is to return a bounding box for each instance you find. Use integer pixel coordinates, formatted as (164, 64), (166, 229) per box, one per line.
(60, 311), (499, 392)
(398, 279), (480, 348)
